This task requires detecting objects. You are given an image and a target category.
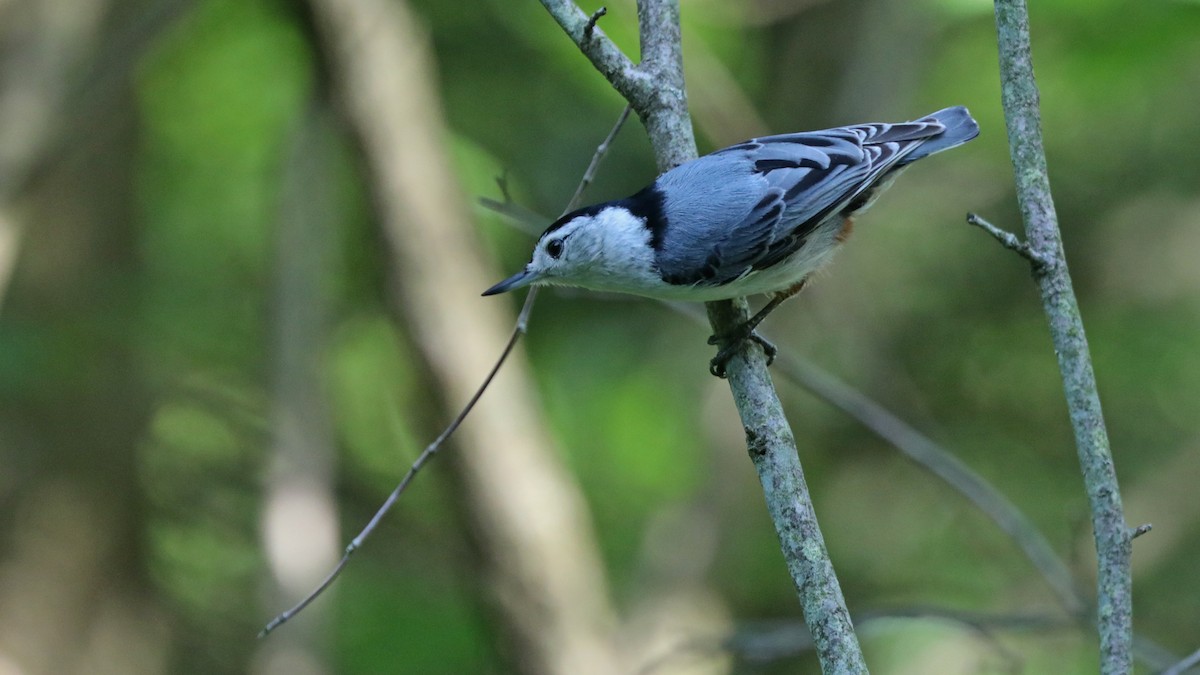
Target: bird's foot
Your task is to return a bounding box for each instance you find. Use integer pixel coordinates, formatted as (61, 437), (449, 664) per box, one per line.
(707, 328), (777, 378)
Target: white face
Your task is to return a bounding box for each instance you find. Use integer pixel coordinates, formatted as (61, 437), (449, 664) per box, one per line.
(527, 217), (590, 283)
(484, 206), (658, 296)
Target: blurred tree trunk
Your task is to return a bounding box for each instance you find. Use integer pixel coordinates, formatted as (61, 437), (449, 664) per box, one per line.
(0, 2), (169, 673)
(255, 104), (340, 675)
(302, 1), (622, 673)
(0, 0), (106, 308)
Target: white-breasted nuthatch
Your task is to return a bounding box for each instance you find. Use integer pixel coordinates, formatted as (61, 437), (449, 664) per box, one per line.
(485, 106), (979, 376)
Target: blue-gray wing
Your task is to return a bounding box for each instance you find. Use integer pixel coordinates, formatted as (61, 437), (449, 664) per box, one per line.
(652, 110), (971, 287)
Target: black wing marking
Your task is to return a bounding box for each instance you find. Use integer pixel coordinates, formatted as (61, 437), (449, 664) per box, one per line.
(709, 188), (786, 284)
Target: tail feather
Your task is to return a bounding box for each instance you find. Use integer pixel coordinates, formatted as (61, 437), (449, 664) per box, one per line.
(902, 106), (980, 164)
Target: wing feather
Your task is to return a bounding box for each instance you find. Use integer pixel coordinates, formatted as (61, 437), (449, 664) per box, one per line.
(652, 118), (949, 286)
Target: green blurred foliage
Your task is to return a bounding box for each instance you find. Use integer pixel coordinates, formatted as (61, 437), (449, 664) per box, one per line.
(3, 0), (1199, 672)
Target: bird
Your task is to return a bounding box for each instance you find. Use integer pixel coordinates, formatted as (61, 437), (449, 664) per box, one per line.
(484, 106), (979, 377)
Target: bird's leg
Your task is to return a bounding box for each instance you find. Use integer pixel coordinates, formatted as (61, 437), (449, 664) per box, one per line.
(708, 280), (808, 378)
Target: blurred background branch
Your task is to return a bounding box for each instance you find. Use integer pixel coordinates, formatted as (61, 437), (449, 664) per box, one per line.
(256, 103), (340, 673)
(0, 1), (170, 673)
(0, 0), (108, 309)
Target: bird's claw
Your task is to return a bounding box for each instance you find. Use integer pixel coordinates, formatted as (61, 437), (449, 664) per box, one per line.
(707, 330), (777, 378)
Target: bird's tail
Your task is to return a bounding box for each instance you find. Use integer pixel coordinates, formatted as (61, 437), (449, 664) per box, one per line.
(903, 106), (980, 163)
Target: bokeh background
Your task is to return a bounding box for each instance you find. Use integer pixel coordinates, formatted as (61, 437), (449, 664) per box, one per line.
(1, 0), (1198, 673)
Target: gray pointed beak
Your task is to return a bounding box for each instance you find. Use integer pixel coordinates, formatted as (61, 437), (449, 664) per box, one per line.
(482, 268), (536, 296)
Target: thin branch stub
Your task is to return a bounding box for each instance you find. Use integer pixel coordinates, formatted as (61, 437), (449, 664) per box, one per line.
(495, 172), (513, 204)
(966, 212), (1049, 269)
(1130, 523), (1152, 540)
(584, 6), (607, 38)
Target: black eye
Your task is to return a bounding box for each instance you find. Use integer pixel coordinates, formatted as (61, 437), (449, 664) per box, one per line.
(546, 238), (564, 259)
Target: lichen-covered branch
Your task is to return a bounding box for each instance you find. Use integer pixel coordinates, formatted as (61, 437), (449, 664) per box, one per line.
(706, 301), (866, 674)
(536, 0), (640, 95)
(539, 2), (866, 672)
(992, 2), (1132, 672)
(537, 0), (694, 170)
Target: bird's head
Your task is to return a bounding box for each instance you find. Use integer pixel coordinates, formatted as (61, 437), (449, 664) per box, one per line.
(483, 203), (654, 296)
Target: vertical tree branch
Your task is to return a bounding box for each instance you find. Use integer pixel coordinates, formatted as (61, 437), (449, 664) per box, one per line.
(993, 2), (1132, 672)
(539, 1), (866, 672)
(706, 301), (865, 674)
(536, 0), (695, 171)
(631, 0), (694, 171)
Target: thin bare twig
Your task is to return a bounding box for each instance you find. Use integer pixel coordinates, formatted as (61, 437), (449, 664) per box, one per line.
(569, 104), (632, 209)
(259, 289), (536, 638)
(1130, 523), (1152, 540)
(966, 212), (1048, 268)
(259, 105), (632, 637)
(478, 105), (631, 237)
